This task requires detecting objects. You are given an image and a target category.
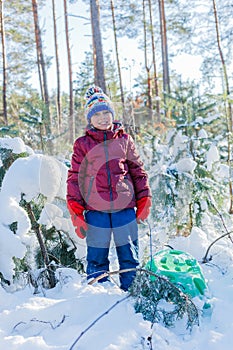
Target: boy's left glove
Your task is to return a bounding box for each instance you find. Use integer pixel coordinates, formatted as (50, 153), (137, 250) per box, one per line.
(136, 197), (152, 223)
(67, 200), (88, 239)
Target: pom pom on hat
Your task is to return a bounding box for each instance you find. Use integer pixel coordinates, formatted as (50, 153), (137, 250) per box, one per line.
(85, 86), (103, 100)
(84, 85), (115, 122)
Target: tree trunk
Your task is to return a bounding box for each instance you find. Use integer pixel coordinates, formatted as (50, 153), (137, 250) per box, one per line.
(0, 0), (8, 125)
(148, 0), (160, 121)
(32, 0), (52, 149)
(52, 0), (62, 131)
(143, 0), (153, 120)
(110, 0), (125, 114)
(158, 0), (170, 100)
(90, 0), (106, 92)
(25, 201), (56, 289)
(63, 0), (74, 144)
(212, 0), (233, 213)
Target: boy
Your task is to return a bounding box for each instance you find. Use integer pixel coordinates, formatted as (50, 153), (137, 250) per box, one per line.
(67, 86), (151, 291)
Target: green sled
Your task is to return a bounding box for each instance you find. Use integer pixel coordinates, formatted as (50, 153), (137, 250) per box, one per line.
(145, 248), (207, 298)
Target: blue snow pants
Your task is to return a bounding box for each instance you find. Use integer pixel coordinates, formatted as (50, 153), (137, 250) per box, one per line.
(85, 208), (139, 291)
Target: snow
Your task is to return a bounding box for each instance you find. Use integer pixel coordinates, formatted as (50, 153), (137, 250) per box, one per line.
(172, 158), (197, 174)
(1, 136), (233, 349)
(206, 144), (220, 171)
(0, 136), (33, 155)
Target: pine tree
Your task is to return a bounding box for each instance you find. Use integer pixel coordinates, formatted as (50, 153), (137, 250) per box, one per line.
(130, 269), (199, 330)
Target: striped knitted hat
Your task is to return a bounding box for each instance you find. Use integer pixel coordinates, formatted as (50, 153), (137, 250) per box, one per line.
(84, 86), (115, 122)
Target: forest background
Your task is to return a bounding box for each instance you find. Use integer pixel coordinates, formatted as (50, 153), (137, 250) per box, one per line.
(1, 0), (232, 152)
(0, 0), (233, 312)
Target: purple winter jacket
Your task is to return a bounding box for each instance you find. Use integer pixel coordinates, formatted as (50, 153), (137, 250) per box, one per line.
(66, 122), (151, 212)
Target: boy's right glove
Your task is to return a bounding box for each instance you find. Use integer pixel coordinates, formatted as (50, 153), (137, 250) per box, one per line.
(67, 200), (88, 239)
(136, 197), (152, 223)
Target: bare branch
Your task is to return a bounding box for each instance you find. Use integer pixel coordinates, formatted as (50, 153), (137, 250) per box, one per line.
(68, 295), (130, 350)
(13, 315), (67, 333)
(202, 192), (233, 262)
(202, 230), (233, 263)
(88, 267), (197, 297)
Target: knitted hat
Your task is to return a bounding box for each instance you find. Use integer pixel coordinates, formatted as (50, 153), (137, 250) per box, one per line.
(84, 86), (115, 122)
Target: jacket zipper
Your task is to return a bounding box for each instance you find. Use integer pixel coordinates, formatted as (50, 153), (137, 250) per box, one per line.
(86, 175), (94, 204)
(104, 132), (114, 208)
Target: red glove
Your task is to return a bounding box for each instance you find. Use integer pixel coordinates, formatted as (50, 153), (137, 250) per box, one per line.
(136, 197), (152, 223)
(67, 200), (88, 239)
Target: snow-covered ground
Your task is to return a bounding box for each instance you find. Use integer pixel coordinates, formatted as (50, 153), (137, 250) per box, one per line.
(0, 230), (233, 350)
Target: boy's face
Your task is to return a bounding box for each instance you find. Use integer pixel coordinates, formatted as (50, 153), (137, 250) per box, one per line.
(91, 110), (113, 130)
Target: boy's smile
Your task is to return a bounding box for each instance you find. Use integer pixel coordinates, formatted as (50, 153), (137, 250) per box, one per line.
(91, 110), (113, 130)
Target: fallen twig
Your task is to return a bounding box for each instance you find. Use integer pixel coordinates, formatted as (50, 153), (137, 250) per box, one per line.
(68, 295), (130, 350)
(13, 315), (67, 333)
